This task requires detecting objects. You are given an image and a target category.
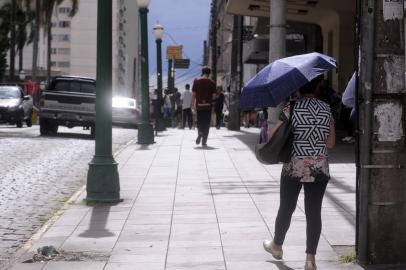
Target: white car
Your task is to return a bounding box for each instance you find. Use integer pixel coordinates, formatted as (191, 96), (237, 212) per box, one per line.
(112, 97), (140, 128)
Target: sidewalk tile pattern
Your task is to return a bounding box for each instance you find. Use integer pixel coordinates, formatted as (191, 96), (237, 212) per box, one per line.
(11, 128), (361, 270)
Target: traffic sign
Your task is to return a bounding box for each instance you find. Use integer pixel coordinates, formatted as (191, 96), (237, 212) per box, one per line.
(174, 59), (190, 69)
(166, 45), (183, 60)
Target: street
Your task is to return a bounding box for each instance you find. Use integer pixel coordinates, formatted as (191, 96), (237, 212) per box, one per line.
(0, 125), (137, 266)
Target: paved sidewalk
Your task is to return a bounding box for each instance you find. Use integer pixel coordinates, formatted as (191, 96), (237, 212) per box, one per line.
(11, 128), (362, 270)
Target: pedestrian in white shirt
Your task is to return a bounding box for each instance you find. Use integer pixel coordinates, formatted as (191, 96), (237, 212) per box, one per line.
(181, 84), (193, 129)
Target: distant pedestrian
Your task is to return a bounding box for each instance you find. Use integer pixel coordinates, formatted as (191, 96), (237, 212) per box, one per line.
(163, 94), (172, 118)
(262, 76), (336, 270)
(192, 67), (217, 147)
(214, 86), (225, 129)
(341, 72), (356, 143)
(173, 89), (182, 127)
(181, 84), (193, 129)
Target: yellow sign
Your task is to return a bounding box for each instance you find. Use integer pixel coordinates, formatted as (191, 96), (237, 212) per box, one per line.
(166, 45), (183, 60)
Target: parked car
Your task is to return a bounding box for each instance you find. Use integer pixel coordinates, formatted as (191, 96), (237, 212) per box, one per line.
(0, 85), (33, 128)
(112, 96), (140, 128)
(39, 76), (96, 137)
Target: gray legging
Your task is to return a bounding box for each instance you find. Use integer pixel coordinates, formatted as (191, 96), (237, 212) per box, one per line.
(273, 176), (328, 255)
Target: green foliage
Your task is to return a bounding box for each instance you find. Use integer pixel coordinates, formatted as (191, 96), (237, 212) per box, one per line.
(339, 250), (357, 263)
(0, 2), (10, 81)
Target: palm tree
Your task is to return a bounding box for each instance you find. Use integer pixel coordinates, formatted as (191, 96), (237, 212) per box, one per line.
(31, 0), (78, 82)
(42, 0), (78, 81)
(9, 0), (16, 80)
(31, 0), (40, 81)
(0, 3), (11, 81)
(16, 0), (35, 73)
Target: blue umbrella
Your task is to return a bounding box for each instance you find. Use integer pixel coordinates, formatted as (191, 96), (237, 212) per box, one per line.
(240, 52), (337, 109)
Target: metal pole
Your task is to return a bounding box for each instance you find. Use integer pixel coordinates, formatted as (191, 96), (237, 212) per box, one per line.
(155, 38), (166, 132)
(86, 0), (120, 203)
(167, 58), (172, 90)
(137, 7), (154, 144)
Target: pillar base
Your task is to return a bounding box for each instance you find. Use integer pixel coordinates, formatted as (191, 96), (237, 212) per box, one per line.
(138, 122), (155, 144)
(86, 155), (121, 203)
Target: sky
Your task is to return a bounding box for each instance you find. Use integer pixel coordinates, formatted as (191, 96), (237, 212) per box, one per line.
(147, 0), (211, 91)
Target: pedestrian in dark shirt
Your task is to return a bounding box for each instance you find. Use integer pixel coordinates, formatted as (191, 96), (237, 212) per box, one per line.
(192, 67), (217, 147)
(214, 86), (225, 129)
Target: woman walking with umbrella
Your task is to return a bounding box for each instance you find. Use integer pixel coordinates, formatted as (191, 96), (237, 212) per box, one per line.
(263, 76), (335, 270)
(240, 53), (337, 270)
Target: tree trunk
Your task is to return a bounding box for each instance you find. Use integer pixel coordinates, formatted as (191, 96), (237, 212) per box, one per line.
(46, 23), (52, 82)
(18, 45), (23, 73)
(31, 0), (40, 81)
(9, 0), (17, 81)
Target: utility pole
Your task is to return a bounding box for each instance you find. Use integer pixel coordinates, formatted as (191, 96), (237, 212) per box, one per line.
(358, 0), (405, 264)
(227, 15), (243, 131)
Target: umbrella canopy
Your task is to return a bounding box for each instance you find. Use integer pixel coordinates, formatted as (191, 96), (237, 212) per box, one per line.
(240, 52), (337, 109)
(342, 72), (356, 108)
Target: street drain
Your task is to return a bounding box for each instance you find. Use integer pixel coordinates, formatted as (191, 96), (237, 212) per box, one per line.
(22, 246), (109, 263)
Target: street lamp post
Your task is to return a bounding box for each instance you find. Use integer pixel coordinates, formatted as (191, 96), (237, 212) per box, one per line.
(137, 0), (154, 144)
(86, 0), (120, 203)
(153, 22), (166, 132)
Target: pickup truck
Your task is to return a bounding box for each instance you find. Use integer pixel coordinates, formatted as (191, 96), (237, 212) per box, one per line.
(39, 76), (96, 137)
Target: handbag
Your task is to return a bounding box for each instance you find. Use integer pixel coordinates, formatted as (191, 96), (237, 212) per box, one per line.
(255, 101), (295, 164)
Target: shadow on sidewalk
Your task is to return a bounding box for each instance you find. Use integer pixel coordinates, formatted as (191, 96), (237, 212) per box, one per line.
(267, 261), (295, 270)
(194, 146), (218, 150)
(78, 206), (116, 238)
(226, 129), (356, 164)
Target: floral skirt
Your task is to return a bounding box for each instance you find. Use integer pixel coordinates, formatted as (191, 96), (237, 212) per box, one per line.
(282, 156), (330, 183)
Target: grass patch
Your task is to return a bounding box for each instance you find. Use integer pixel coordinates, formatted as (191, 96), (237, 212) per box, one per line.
(339, 251), (357, 263)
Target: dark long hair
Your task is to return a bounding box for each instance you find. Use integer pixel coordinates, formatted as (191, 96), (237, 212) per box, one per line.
(299, 75), (323, 95)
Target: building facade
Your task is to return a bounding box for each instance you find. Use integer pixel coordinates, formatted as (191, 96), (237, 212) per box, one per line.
(4, 0), (140, 98)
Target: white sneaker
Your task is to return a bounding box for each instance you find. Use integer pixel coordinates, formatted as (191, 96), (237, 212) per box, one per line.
(341, 136), (352, 142)
(263, 240), (283, 260)
(347, 137), (355, 144)
(305, 261), (317, 270)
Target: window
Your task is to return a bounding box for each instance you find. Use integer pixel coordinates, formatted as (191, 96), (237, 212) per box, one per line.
(51, 80), (96, 94)
(59, 21), (70, 28)
(58, 7), (71, 14)
(50, 61), (56, 67)
(51, 22), (57, 27)
(81, 83), (96, 94)
(58, 61), (70, 68)
(58, 34), (70, 42)
(51, 48), (57, 54)
(57, 48), (70, 55)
